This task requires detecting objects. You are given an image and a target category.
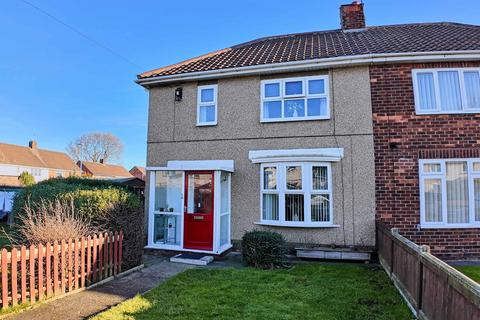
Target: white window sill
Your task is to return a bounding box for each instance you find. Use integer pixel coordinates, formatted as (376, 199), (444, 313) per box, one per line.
(196, 122), (217, 127)
(260, 116), (330, 123)
(255, 221), (339, 228)
(416, 109), (480, 115)
(420, 223), (480, 229)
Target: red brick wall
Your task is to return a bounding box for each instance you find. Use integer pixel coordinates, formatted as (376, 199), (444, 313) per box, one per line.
(370, 62), (480, 260)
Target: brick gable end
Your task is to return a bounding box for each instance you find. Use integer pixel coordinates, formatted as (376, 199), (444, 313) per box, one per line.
(370, 61), (480, 259)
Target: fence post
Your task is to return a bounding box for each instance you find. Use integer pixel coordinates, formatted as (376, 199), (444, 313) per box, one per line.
(67, 239), (73, 292)
(38, 243), (44, 301)
(92, 234), (97, 282)
(29, 244), (36, 304)
(113, 231), (118, 276)
(119, 231), (123, 273)
(86, 235), (91, 284)
(109, 232), (113, 277)
(53, 240), (59, 295)
(80, 237), (85, 288)
(98, 233), (104, 281)
(61, 240), (66, 293)
(45, 242), (52, 298)
(11, 248), (18, 307)
(417, 245), (430, 315)
(20, 246), (27, 304)
(391, 228), (399, 275)
(1, 248), (8, 309)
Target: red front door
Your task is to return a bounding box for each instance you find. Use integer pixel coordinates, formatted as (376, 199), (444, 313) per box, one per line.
(184, 171), (214, 251)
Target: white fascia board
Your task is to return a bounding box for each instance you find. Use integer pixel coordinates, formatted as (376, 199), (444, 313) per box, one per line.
(136, 51), (480, 86)
(146, 160), (234, 172)
(248, 148), (344, 164)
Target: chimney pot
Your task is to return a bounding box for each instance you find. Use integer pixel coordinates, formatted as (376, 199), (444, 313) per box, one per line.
(100, 159), (104, 164)
(340, 1), (366, 30)
(29, 140), (38, 149)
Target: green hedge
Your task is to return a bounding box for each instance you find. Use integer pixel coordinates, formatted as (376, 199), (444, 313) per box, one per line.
(13, 177), (141, 218)
(242, 230), (286, 269)
(12, 177), (144, 269)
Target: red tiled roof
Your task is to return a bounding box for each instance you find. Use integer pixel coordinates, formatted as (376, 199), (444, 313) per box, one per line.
(0, 142), (80, 172)
(138, 22), (480, 79)
(81, 161), (133, 178)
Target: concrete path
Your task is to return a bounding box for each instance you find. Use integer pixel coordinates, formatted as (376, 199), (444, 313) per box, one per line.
(6, 256), (193, 320)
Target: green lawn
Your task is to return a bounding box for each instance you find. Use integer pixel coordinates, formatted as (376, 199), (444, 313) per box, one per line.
(93, 263), (411, 320)
(455, 266), (480, 283)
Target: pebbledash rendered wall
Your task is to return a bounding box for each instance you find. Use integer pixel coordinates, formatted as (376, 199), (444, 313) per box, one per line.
(371, 61), (480, 259)
(146, 66), (376, 249)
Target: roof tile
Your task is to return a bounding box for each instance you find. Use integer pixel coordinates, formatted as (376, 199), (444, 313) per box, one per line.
(138, 23), (480, 79)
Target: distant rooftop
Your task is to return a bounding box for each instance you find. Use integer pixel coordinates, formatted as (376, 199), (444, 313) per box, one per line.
(0, 140), (80, 172)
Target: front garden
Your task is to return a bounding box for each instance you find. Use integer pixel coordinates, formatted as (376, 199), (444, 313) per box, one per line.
(94, 263), (411, 320)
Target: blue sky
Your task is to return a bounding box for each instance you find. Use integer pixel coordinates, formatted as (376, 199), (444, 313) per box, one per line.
(0, 0), (479, 169)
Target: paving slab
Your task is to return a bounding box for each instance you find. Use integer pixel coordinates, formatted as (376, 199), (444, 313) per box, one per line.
(5, 256), (193, 320)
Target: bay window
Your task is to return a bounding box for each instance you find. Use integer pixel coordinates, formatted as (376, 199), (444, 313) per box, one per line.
(419, 159), (480, 228)
(413, 68), (480, 114)
(260, 162), (333, 227)
(261, 76), (330, 122)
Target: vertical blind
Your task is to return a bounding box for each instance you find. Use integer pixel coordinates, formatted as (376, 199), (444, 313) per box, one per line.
(261, 163), (332, 224)
(438, 71), (462, 111)
(417, 73), (437, 110)
(465, 71), (480, 109)
(446, 162), (469, 223)
(424, 179), (442, 222)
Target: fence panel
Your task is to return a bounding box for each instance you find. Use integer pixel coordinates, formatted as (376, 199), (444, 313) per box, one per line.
(0, 231), (123, 310)
(377, 221), (480, 320)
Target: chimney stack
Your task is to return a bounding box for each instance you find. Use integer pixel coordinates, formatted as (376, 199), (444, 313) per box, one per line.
(28, 140), (38, 150)
(340, 1), (366, 30)
(99, 159), (104, 164)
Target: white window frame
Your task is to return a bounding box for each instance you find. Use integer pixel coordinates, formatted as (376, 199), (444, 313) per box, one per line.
(412, 68), (480, 115)
(197, 84), (218, 126)
(260, 75), (330, 122)
(259, 162), (334, 227)
(419, 158), (480, 229)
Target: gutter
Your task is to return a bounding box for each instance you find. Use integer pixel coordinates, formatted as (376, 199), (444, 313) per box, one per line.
(135, 51), (480, 87)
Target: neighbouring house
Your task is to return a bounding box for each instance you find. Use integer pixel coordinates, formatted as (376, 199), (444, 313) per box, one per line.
(130, 166), (146, 181)
(79, 160), (133, 179)
(136, 1), (480, 258)
(0, 140), (81, 187)
(0, 140), (81, 218)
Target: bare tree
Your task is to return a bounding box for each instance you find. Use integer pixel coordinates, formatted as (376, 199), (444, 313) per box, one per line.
(67, 132), (123, 163)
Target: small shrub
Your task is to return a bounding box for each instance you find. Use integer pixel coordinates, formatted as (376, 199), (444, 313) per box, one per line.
(12, 177), (144, 269)
(242, 230), (286, 269)
(18, 171), (35, 186)
(10, 199), (97, 245)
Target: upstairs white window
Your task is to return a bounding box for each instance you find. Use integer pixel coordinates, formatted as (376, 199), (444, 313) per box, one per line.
(260, 162), (333, 227)
(413, 68), (480, 114)
(197, 85), (217, 126)
(419, 159), (480, 228)
(261, 76), (330, 122)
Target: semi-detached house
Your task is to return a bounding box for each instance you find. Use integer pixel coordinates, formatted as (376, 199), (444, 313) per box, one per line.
(137, 1), (480, 259)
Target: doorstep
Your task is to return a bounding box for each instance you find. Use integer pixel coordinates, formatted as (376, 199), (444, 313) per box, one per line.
(170, 253), (214, 266)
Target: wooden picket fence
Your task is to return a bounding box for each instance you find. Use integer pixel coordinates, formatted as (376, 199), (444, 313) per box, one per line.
(0, 231), (123, 309)
(377, 222), (480, 320)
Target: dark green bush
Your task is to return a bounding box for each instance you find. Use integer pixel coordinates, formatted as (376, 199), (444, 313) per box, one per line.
(12, 177), (144, 269)
(242, 230), (286, 269)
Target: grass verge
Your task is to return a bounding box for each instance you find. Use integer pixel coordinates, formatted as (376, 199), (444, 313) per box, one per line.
(455, 265), (480, 283)
(93, 263), (411, 320)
